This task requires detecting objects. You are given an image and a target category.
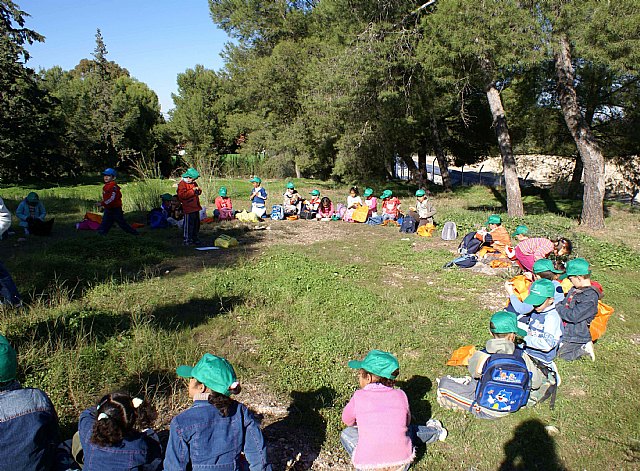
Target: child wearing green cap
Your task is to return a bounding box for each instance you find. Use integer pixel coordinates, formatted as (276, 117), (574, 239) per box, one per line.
(249, 177), (268, 218)
(437, 311), (551, 419)
(178, 168), (203, 245)
(407, 189), (436, 228)
(341, 350), (447, 470)
(363, 188), (378, 217)
(556, 258), (600, 361)
(164, 353), (271, 471)
(283, 182), (302, 215)
(97, 168), (139, 236)
(475, 214), (510, 252)
(380, 190), (401, 223)
(0, 334), (60, 469)
(214, 187), (236, 221)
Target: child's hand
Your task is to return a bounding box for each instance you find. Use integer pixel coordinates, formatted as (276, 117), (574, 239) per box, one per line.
(504, 281), (515, 295)
(409, 206), (416, 212)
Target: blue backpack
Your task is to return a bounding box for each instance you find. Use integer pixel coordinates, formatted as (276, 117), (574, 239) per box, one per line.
(270, 205), (284, 220)
(473, 349), (531, 413)
(148, 209), (168, 229)
(443, 254), (477, 269)
(399, 215), (417, 233)
(458, 231), (483, 255)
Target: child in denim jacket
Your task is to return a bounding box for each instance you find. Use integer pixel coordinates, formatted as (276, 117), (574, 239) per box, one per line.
(164, 354), (271, 471)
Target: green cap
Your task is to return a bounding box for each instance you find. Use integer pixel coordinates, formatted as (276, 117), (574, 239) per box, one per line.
(26, 192), (39, 203)
(380, 189), (392, 199)
(176, 353), (238, 396)
(363, 188), (374, 197)
(524, 278), (555, 306)
(348, 350), (399, 380)
(249, 176), (262, 184)
(512, 225), (528, 237)
(533, 259), (562, 274)
(310, 189), (320, 196)
(487, 214), (502, 225)
(218, 187), (228, 197)
(565, 258), (591, 277)
(286, 182), (295, 189)
(415, 189), (426, 197)
(490, 311), (526, 337)
(182, 168), (200, 179)
(161, 193), (173, 201)
(0, 335), (17, 383)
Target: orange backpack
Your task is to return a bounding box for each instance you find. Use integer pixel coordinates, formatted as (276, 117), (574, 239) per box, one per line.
(590, 301), (614, 341)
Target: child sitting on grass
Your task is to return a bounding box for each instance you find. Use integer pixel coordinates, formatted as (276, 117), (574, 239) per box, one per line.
(76, 392), (162, 471)
(214, 187), (235, 221)
(363, 188), (378, 217)
(316, 196), (334, 220)
(249, 176), (268, 218)
(407, 189), (436, 227)
(283, 182), (302, 215)
(16, 192), (53, 236)
(344, 187), (362, 222)
(164, 354), (270, 471)
(379, 190), (401, 223)
(341, 350), (447, 471)
(556, 258), (600, 362)
(437, 311), (553, 419)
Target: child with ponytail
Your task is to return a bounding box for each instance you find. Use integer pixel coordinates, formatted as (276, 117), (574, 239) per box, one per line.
(77, 392), (162, 470)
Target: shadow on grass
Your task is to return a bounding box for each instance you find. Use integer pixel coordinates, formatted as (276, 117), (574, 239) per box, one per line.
(498, 419), (568, 471)
(262, 386), (336, 470)
(119, 368), (179, 401)
(8, 296), (245, 353)
(399, 375), (433, 423)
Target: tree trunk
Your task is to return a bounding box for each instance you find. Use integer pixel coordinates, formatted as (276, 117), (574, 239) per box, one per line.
(399, 153), (418, 180)
(555, 35), (606, 229)
(295, 160), (301, 179)
(485, 83), (524, 217)
(568, 155), (583, 197)
(417, 140), (427, 173)
(429, 116), (452, 191)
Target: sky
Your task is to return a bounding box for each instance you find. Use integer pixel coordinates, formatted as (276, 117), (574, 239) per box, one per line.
(22, 0), (231, 115)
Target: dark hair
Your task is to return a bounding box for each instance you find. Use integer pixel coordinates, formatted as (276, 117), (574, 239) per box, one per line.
(555, 238), (573, 255)
(492, 332), (514, 339)
(536, 271), (557, 280)
(91, 392), (143, 447)
(320, 196), (331, 209)
(193, 380), (241, 417)
(350, 187), (359, 195)
(360, 368), (398, 388)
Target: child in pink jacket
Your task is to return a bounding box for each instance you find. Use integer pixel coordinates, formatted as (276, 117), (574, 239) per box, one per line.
(341, 350), (447, 470)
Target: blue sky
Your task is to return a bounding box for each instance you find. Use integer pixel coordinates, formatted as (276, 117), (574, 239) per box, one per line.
(23, 0), (230, 114)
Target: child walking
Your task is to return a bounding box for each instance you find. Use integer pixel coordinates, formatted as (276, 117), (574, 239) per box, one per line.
(177, 168), (202, 245)
(76, 392), (162, 471)
(97, 168), (139, 236)
(341, 350), (446, 470)
(164, 354), (271, 471)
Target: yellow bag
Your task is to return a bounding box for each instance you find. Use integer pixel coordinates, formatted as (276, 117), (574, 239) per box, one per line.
(214, 234), (239, 248)
(235, 210), (259, 223)
(590, 301), (614, 341)
(446, 345), (476, 366)
(416, 223), (435, 237)
(352, 205), (369, 223)
(509, 274), (532, 302)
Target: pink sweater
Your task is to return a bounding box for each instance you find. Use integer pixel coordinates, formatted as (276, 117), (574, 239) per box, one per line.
(342, 383), (414, 469)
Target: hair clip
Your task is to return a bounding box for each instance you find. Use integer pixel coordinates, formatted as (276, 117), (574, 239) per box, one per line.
(98, 412), (109, 421)
(132, 397), (143, 408)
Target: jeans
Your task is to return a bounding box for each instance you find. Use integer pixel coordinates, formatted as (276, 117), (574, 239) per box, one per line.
(98, 207), (138, 235)
(382, 213), (396, 221)
(0, 260), (21, 306)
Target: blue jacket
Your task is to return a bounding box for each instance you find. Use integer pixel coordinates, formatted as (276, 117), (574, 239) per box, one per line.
(250, 188), (267, 207)
(556, 286), (600, 344)
(0, 381), (59, 471)
(79, 408), (162, 471)
(523, 306), (563, 364)
(15, 200), (46, 227)
(163, 399), (271, 471)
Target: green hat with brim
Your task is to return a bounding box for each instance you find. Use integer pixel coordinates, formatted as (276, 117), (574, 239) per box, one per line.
(487, 214), (502, 225)
(176, 353), (238, 396)
(565, 258), (591, 277)
(26, 192), (39, 203)
(348, 350), (399, 380)
(380, 190), (393, 199)
(249, 177), (262, 184)
(415, 189), (426, 197)
(218, 187), (228, 197)
(0, 334), (17, 383)
(286, 182), (295, 189)
(490, 311), (526, 337)
(182, 168), (200, 179)
(310, 189), (320, 196)
(363, 188), (374, 197)
(533, 259), (562, 274)
(524, 278), (555, 306)
(512, 225), (528, 237)
(161, 193), (173, 201)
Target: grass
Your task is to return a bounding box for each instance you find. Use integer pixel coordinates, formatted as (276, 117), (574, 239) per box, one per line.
(1, 179), (639, 469)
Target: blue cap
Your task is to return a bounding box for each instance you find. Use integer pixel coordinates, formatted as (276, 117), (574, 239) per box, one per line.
(102, 168), (117, 177)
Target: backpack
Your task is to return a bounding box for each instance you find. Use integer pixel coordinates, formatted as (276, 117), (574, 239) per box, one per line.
(147, 208), (168, 229)
(299, 209), (316, 220)
(270, 204), (284, 220)
(399, 215), (417, 233)
(458, 231), (483, 255)
(473, 349), (531, 413)
(366, 215), (383, 225)
(443, 253), (477, 269)
(441, 221), (457, 240)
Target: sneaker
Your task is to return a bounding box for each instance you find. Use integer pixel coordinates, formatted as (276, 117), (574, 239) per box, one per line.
(581, 341), (596, 362)
(426, 418), (448, 442)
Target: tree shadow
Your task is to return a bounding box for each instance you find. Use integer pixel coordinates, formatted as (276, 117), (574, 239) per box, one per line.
(262, 386), (336, 470)
(498, 419), (568, 471)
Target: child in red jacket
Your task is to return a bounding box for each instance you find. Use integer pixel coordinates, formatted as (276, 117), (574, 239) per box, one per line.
(97, 168), (138, 236)
(178, 168), (203, 246)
